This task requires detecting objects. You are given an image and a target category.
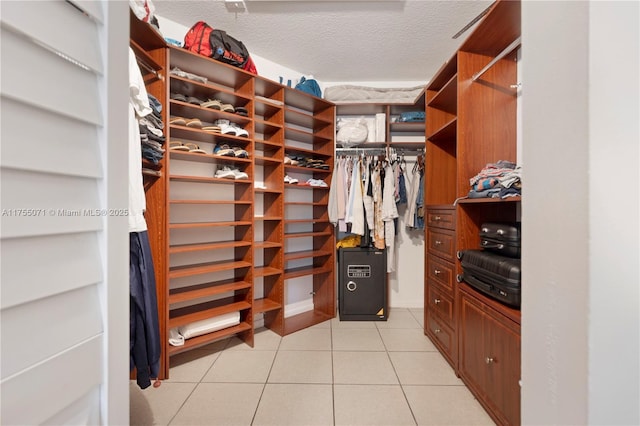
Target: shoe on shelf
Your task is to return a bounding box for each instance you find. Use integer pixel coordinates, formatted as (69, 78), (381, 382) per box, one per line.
(213, 143), (235, 157)
(214, 119), (237, 136)
(232, 146), (250, 158)
(220, 103), (235, 113)
(230, 123), (249, 137)
(185, 118), (203, 128)
(307, 179), (328, 187)
(232, 168), (249, 180)
(201, 99), (222, 110)
(284, 156), (292, 165)
(169, 116), (187, 126)
(284, 175), (299, 184)
(187, 96), (204, 105)
(170, 93), (187, 102)
(214, 166), (237, 179)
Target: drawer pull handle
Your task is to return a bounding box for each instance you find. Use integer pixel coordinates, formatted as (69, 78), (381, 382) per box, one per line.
(434, 328), (441, 334)
(434, 216), (441, 221)
(435, 240), (442, 246)
(485, 357), (494, 364)
(434, 298), (441, 305)
(434, 269), (442, 275)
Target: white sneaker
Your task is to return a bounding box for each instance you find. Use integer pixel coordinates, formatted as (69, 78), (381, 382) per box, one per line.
(215, 166), (236, 179)
(232, 168), (249, 180)
(230, 123), (249, 137)
(308, 179), (327, 187)
(284, 175), (299, 184)
(214, 119), (237, 136)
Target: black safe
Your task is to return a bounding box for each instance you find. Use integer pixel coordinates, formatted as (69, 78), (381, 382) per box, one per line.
(338, 247), (387, 321)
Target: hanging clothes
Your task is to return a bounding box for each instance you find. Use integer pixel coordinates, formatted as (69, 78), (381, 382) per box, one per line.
(129, 47), (152, 233)
(129, 47), (161, 389)
(345, 158), (365, 235)
(130, 231), (161, 389)
(382, 163), (399, 272)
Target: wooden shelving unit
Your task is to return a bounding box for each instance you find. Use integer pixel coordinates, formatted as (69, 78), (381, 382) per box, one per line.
(423, 1), (522, 425)
(131, 17), (336, 376)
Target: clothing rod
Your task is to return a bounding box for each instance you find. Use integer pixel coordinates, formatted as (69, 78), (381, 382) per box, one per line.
(336, 147), (424, 156)
(472, 36), (521, 82)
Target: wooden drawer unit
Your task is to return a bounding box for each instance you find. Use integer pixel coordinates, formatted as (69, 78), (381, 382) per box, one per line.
(424, 205), (457, 370)
(426, 255), (455, 293)
(427, 227), (455, 262)
(426, 208), (455, 230)
(426, 311), (455, 362)
(427, 284), (454, 326)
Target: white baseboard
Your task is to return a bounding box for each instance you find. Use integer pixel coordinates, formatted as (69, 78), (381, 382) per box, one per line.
(284, 298), (314, 318)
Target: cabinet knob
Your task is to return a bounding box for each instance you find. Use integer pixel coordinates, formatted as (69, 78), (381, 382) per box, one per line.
(485, 357), (494, 364)
(435, 240), (442, 246)
(434, 216), (441, 221)
(434, 328), (441, 334)
(434, 298), (441, 305)
(434, 269), (442, 275)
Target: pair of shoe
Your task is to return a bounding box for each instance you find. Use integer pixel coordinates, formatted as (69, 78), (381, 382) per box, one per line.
(215, 165), (248, 180)
(284, 156), (300, 166)
(169, 141), (206, 154)
(170, 92), (204, 105)
(213, 144), (249, 158)
(214, 119), (249, 137)
(305, 179), (328, 187)
(284, 175), (299, 184)
(201, 99), (235, 112)
(170, 116), (203, 128)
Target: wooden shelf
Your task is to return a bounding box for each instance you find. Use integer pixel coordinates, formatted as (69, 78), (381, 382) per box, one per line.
(457, 196), (521, 205)
(284, 249), (332, 261)
(168, 322), (252, 356)
(254, 266), (282, 278)
(169, 260), (252, 279)
(169, 297), (251, 328)
(427, 118), (457, 142)
(284, 231), (333, 239)
(170, 175), (252, 185)
(169, 220), (252, 229)
(168, 279), (252, 305)
(284, 107), (333, 131)
(254, 241), (282, 249)
(169, 149), (252, 165)
(169, 199), (252, 205)
(169, 240), (251, 254)
(254, 298), (282, 314)
(284, 265), (332, 280)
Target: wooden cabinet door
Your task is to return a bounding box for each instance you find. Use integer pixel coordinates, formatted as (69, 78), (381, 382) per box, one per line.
(486, 312), (521, 426)
(458, 294), (487, 398)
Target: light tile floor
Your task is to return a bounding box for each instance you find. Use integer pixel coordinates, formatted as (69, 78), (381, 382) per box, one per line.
(130, 308), (495, 426)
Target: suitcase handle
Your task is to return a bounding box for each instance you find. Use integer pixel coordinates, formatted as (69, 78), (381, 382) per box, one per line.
(481, 241), (504, 249)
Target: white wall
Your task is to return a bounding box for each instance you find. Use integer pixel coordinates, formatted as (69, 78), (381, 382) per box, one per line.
(522, 1), (639, 424)
(587, 2), (639, 424)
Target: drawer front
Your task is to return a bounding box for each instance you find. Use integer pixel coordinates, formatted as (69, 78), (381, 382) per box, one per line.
(427, 228), (455, 262)
(426, 255), (454, 293)
(427, 284), (454, 326)
(426, 311), (454, 357)
(426, 208), (455, 230)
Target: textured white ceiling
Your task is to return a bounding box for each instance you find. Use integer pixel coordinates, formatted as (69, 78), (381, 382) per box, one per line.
(152, 0), (494, 83)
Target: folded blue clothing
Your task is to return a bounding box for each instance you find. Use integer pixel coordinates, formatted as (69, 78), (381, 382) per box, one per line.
(468, 187), (501, 198)
(147, 94), (163, 114)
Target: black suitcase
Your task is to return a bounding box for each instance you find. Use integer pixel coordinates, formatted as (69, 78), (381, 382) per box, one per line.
(459, 249), (521, 308)
(479, 222), (521, 258)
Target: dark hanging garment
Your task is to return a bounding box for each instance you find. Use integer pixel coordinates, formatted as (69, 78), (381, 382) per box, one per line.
(130, 231), (161, 389)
